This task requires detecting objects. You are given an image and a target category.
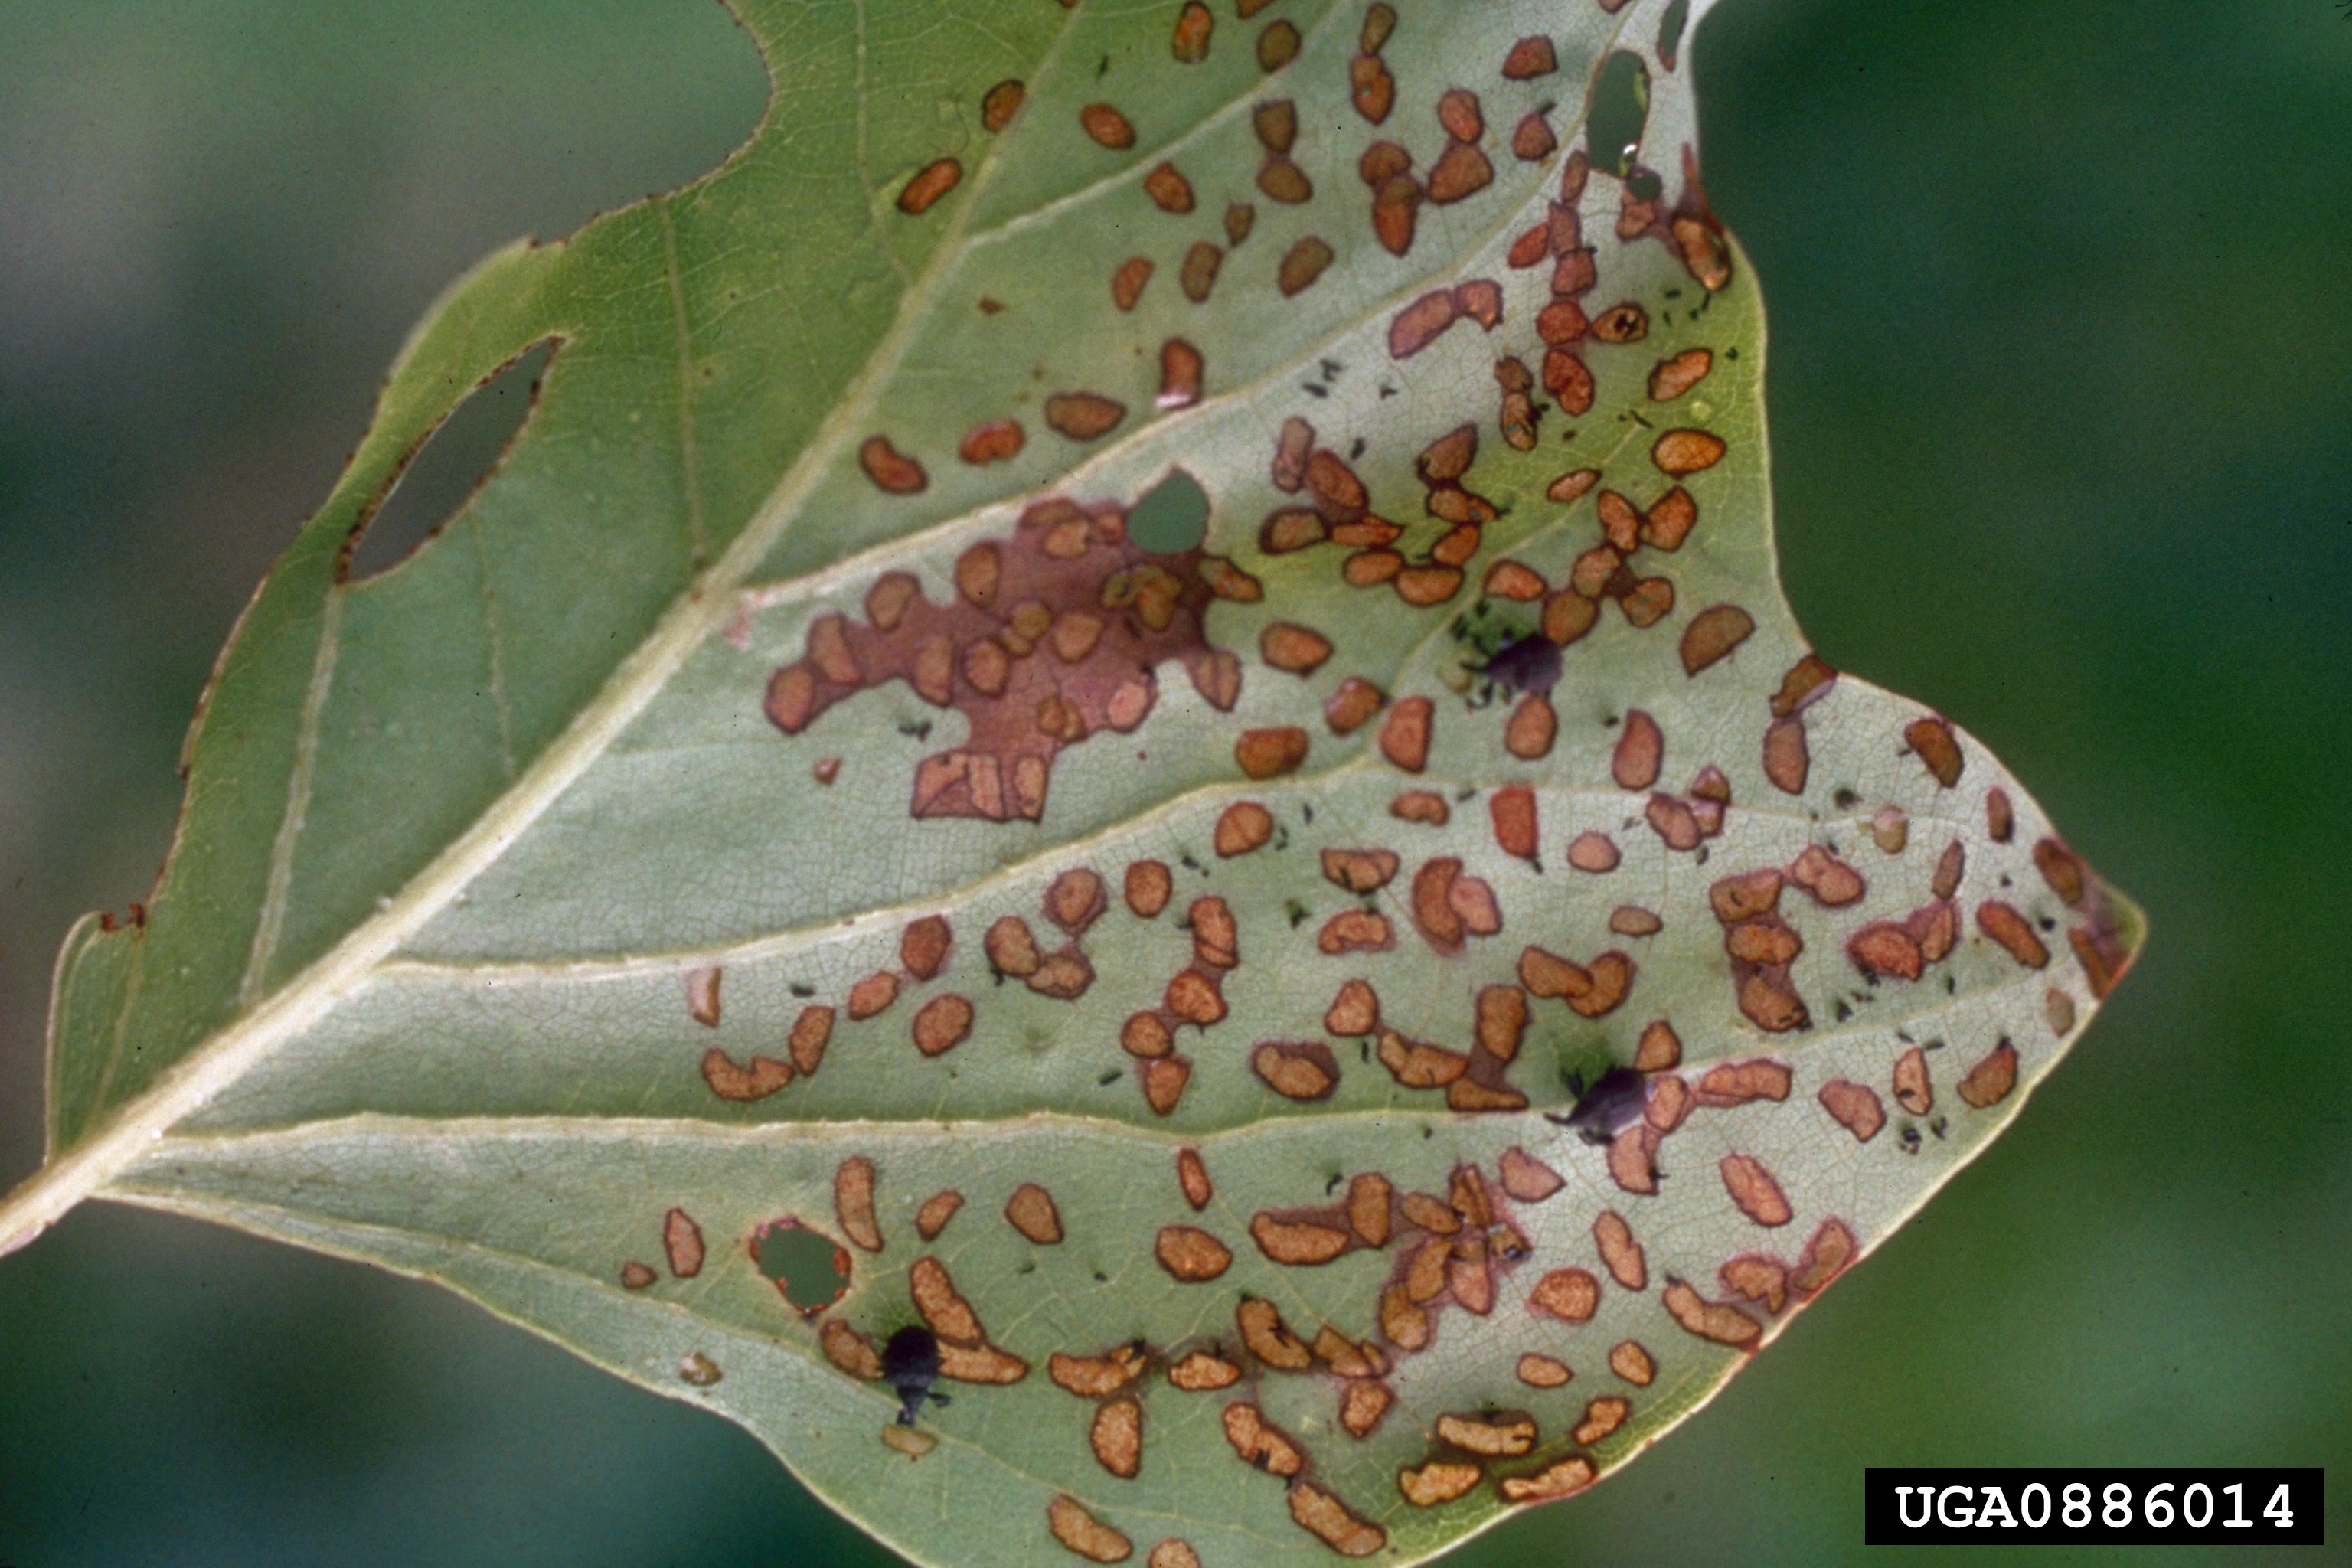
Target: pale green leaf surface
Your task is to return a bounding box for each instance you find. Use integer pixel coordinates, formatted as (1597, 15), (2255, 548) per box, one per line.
(10, 1), (2142, 1563)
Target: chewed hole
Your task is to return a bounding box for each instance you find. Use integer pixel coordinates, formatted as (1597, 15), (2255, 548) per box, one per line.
(1658, 0), (1690, 70)
(753, 1218), (852, 1315)
(1128, 468), (1210, 554)
(1586, 51), (1651, 179)
(346, 339), (555, 581)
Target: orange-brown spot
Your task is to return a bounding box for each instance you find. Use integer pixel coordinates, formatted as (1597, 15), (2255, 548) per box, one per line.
(1236, 1299), (1313, 1371)
(1259, 620), (1332, 675)
(1144, 161), (1195, 214)
(1662, 1279), (1763, 1346)
(663, 1207), (704, 1277)
(1390, 789), (1449, 825)
(1400, 1460), (1483, 1507)
(1377, 1029), (1468, 1089)
(1556, 833), (1618, 878)
(1278, 237), (1334, 296)
(834, 1157), (884, 1253)
(1475, 985), (1531, 1063)
(1517, 1353), (1573, 1390)
(847, 969), (900, 1020)
(1977, 901), (2050, 968)
(1316, 675), (1383, 734)
(897, 915), (952, 981)
(897, 157), (962, 215)
(1235, 725), (1308, 779)
(1147, 1544), (1200, 1568)
(1288, 1482), (1386, 1557)
(1721, 1255), (1788, 1314)
(1340, 1378), (1393, 1438)
(1609, 1125), (1658, 1194)
(1906, 716), (1964, 787)
(1613, 710), (1663, 789)
(984, 915), (1042, 978)
(1818, 1079), (1886, 1142)
(1958, 1040), (2020, 1108)
(1048, 1494), (1132, 1563)
(1155, 1226), (1233, 1282)
(1427, 139), (1493, 203)
(1630, 1019), (1681, 1073)
(940, 1341), (1028, 1383)
(1652, 428), (1726, 475)
(1680, 603), (1756, 675)
(1154, 336), (1206, 410)
(1215, 801), (1276, 857)
(1594, 1210), (1647, 1290)
(1848, 923), (1925, 982)
(1251, 1214), (1354, 1266)
(1253, 1040), (1339, 1100)
(1168, 1350), (1242, 1391)
(1502, 34), (1557, 77)
(1112, 255), (1155, 312)
(915, 1189), (964, 1240)
(1437, 1410), (1537, 1459)
(1573, 1396), (1629, 1446)
(621, 1260), (656, 1290)
(1170, 0), (1213, 61)
(1092, 1398), (1144, 1479)
(700, 1048), (792, 1102)
(1570, 952), (1634, 1018)
(1326, 846), (1392, 893)
(1380, 697), (1433, 773)
(1380, 1283), (1431, 1350)
(981, 78), (1025, 132)
(1006, 1182), (1063, 1245)
(910, 1256), (985, 1344)
(1504, 695), (1557, 760)
(821, 1319), (884, 1380)
(1893, 1046), (1933, 1115)
(1080, 103), (1136, 149)
(1512, 109), (1557, 161)
(1122, 1011), (1173, 1059)
(1720, 1154), (1792, 1227)
(1792, 1217), (1858, 1295)
(1317, 909), (1394, 956)
(2047, 988), (2079, 1034)
(1987, 786), (2016, 843)
(1762, 717), (1809, 795)
(1124, 860), (1171, 918)
(1697, 1058), (1792, 1106)
(1528, 1266), (1600, 1323)
(788, 1005), (835, 1076)
(1501, 1455), (1597, 1504)
(1648, 348), (1713, 401)
(858, 435), (927, 495)
(1169, 1149), (1213, 1213)
(1046, 392), (1127, 442)
(1303, 982), (1377, 1045)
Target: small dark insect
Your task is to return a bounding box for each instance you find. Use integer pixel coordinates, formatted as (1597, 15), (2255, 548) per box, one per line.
(1546, 1064), (1648, 1145)
(881, 1325), (950, 1426)
(1900, 1125), (1922, 1155)
(1471, 632), (1563, 701)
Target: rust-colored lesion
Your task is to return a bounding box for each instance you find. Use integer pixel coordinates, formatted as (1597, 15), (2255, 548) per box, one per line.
(765, 496), (1253, 822)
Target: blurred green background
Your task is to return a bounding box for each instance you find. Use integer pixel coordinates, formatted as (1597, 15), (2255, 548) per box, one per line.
(1, 0), (2345, 1563)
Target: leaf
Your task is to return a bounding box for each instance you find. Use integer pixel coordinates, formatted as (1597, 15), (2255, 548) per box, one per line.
(5, 1), (2143, 1564)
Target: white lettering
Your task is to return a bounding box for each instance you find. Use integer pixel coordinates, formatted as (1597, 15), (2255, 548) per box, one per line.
(1896, 1487), (1933, 1529)
(1938, 1486), (1976, 1528)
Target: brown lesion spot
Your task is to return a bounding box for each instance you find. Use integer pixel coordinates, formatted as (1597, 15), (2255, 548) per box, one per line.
(1048, 1494), (1133, 1563)
(766, 498), (1250, 823)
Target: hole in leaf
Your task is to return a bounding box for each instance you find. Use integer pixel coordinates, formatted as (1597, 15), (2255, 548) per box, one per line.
(346, 339), (555, 581)
(752, 1218), (852, 1315)
(1127, 468), (1210, 554)
(1587, 51), (1651, 180)
(1659, 0), (1690, 71)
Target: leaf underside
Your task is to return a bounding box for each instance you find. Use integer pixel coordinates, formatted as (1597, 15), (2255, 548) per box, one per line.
(21, 1), (2141, 1564)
